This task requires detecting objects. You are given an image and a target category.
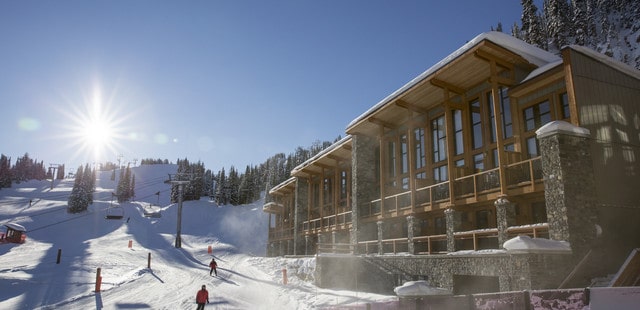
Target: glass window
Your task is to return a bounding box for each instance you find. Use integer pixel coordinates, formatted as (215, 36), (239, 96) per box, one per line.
(387, 141), (396, 178)
(432, 116), (447, 162)
(414, 128), (426, 169)
(500, 87), (513, 138)
(470, 99), (483, 149)
(401, 134), (408, 174)
(340, 170), (347, 200)
(473, 153), (484, 171)
(524, 100), (551, 131)
(560, 92), (570, 119)
(487, 92), (497, 143)
(526, 137), (538, 158)
(433, 165), (448, 183)
(453, 110), (464, 155)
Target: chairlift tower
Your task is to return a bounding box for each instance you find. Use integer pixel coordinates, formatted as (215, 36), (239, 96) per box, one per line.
(165, 173), (193, 248)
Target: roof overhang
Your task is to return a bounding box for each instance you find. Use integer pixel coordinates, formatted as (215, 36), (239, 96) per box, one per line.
(262, 202), (284, 214)
(346, 31), (559, 137)
(291, 135), (352, 178)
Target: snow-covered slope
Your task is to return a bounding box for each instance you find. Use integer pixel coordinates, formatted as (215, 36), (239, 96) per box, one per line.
(0, 165), (394, 309)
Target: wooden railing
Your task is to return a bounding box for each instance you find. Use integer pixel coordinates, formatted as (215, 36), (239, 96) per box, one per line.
(362, 157), (544, 217)
(268, 227), (294, 241)
(302, 211), (352, 232)
(319, 224), (549, 255)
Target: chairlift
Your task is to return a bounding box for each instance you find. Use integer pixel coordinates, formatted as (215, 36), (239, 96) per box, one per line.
(106, 206), (125, 220)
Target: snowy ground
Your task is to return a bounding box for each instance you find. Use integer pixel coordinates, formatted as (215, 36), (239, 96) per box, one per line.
(0, 165), (396, 309)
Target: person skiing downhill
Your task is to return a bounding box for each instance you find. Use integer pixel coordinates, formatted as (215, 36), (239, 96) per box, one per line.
(196, 285), (209, 310)
(209, 258), (218, 276)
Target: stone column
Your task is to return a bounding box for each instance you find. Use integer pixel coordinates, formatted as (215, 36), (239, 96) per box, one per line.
(537, 121), (598, 256)
(377, 221), (385, 255)
(495, 195), (516, 248)
(351, 134), (379, 252)
(287, 239), (293, 256)
(332, 231), (337, 252)
(294, 177), (309, 255)
(279, 241), (284, 256)
(407, 215), (417, 254)
(445, 207), (462, 252)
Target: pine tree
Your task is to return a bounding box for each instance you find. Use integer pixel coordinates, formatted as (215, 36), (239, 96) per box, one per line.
(544, 0), (573, 51)
(68, 165), (90, 213)
(0, 154), (12, 188)
(521, 0), (548, 49)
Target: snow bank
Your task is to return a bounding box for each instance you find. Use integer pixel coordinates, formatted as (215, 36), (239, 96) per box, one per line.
(503, 235), (571, 254)
(394, 280), (451, 297)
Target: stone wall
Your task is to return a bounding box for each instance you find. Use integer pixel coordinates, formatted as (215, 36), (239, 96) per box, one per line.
(316, 253), (574, 295)
(351, 134), (379, 247)
(294, 177), (309, 255)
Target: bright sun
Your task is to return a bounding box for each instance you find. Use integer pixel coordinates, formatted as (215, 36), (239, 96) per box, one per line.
(56, 82), (130, 165)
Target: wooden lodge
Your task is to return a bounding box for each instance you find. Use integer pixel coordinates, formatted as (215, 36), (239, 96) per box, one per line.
(264, 31), (640, 294)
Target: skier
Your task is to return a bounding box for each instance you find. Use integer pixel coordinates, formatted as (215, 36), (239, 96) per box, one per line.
(195, 285), (209, 310)
(209, 258), (218, 276)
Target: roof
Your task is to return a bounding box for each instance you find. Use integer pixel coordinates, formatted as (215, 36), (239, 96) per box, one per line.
(5, 222), (26, 232)
(291, 135), (352, 177)
(565, 45), (640, 80)
(346, 31), (560, 131)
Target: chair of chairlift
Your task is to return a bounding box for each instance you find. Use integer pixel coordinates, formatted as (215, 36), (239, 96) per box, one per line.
(106, 206), (125, 220)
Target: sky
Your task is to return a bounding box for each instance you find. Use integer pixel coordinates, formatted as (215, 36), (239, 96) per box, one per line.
(0, 1), (527, 172)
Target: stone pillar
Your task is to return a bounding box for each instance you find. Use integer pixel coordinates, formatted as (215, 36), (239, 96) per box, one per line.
(351, 134), (379, 252)
(445, 207), (462, 252)
(407, 215), (417, 255)
(537, 121), (598, 256)
(495, 195), (516, 248)
(279, 241), (284, 256)
(287, 239), (293, 256)
(377, 221), (385, 255)
(294, 177), (309, 255)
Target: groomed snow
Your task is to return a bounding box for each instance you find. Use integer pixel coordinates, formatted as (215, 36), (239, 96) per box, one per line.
(0, 165), (396, 309)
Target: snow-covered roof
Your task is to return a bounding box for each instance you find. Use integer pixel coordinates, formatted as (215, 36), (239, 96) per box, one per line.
(521, 59), (564, 84)
(347, 31), (560, 129)
(536, 120), (590, 139)
(5, 222), (26, 232)
(291, 135), (352, 174)
(394, 280), (451, 297)
(503, 235), (571, 254)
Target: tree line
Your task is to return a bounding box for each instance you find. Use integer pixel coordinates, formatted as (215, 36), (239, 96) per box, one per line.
(0, 153), (65, 189)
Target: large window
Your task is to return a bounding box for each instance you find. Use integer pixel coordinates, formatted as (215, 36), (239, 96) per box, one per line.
(470, 99), (483, 149)
(524, 100), (551, 131)
(432, 116), (447, 163)
(453, 110), (464, 155)
(414, 128), (426, 170)
(499, 87), (513, 139)
(560, 92), (570, 119)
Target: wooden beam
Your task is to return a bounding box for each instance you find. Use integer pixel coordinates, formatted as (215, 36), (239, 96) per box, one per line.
(488, 75), (516, 86)
(369, 117), (396, 130)
(395, 99), (428, 114)
(327, 154), (349, 162)
(431, 78), (465, 94)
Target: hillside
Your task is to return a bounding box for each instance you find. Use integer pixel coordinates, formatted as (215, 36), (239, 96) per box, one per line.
(0, 165), (395, 309)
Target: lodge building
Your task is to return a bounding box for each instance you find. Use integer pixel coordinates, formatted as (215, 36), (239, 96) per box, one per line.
(263, 32), (640, 294)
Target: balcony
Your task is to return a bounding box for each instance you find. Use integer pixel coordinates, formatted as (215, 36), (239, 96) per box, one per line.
(302, 211), (352, 232)
(362, 157), (543, 217)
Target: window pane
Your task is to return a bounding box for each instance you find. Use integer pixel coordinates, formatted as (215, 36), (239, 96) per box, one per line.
(470, 99), (483, 149)
(560, 92), (570, 119)
(453, 110), (464, 155)
(414, 128), (426, 169)
(500, 87), (513, 138)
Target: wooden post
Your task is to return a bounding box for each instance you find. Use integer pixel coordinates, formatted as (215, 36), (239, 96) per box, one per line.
(208, 245), (212, 254)
(147, 253), (151, 269)
(128, 240), (133, 248)
(282, 268), (288, 285)
(56, 249), (62, 264)
(95, 268), (102, 292)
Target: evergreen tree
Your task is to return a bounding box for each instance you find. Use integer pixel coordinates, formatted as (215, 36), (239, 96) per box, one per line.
(68, 165), (90, 213)
(544, 0), (572, 51)
(521, 0), (548, 49)
(0, 154), (12, 188)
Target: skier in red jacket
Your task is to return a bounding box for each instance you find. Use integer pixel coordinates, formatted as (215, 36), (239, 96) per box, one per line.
(196, 285), (209, 310)
(209, 258), (218, 276)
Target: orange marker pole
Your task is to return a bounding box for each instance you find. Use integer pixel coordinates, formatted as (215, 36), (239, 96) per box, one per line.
(208, 245), (212, 254)
(128, 240), (133, 248)
(95, 268), (102, 292)
(282, 268), (288, 285)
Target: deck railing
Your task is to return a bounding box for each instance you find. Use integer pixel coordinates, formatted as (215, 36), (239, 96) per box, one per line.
(301, 211), (352, 232)
(318, 224), (549, 255)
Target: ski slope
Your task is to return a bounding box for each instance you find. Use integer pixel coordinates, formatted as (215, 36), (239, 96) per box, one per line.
(0, 165), (395, 309)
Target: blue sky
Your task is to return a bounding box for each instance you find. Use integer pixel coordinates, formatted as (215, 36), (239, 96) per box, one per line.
(0, 1), (526, 172)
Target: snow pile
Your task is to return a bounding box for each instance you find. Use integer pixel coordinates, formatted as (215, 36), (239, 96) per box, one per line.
(503, 235), (571, 254)
(394, 280), (451, 297)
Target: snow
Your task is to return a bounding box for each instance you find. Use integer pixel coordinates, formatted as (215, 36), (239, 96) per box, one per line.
(4, 222), (26, 232)
(535, 120), (591, 139)
(393, 280), (451, 297)
(503, 235), (572, 254)
(0, 165), (395, 309)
